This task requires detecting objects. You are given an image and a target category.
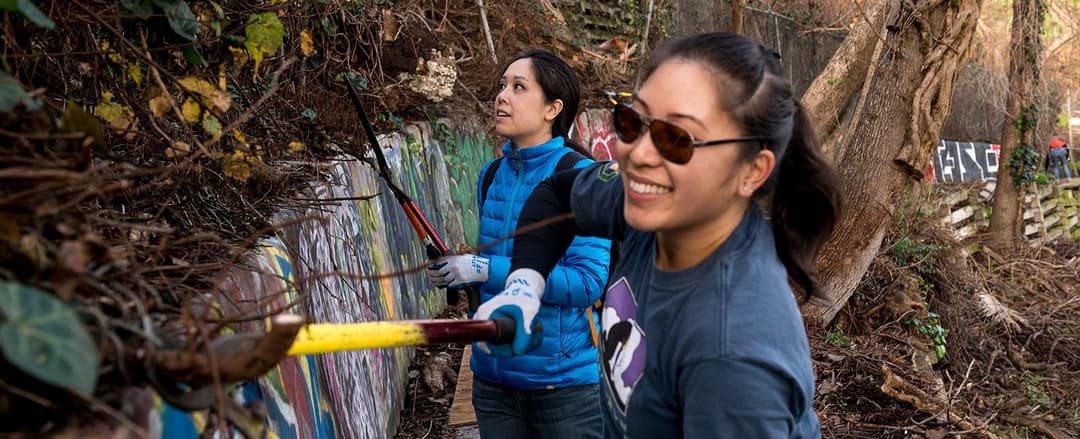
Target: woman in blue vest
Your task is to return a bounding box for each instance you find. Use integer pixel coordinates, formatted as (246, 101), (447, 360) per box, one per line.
(427, 49), (610, 438)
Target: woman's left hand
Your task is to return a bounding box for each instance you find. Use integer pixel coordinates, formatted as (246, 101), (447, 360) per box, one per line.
(427, 254), (490, 288)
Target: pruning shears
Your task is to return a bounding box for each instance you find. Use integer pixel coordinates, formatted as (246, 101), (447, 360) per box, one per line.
(147, 80), (521, 413)
(343, 79), (488, 313)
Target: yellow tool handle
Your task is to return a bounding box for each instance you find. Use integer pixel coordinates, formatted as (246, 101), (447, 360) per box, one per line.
(285, 318), (512, 356)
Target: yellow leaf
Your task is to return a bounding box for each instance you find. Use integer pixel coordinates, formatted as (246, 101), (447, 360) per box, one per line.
(128, 62), (143, 85)
(218, 63), (227, 90)
(181, 97), (201, 123)
(100, 41), (122, 64)
(300, 29), (314, 57)
(232, 129), (249, 145)
(148, 95), (172, 118)
(230, 46), (249, 68)
(221, 150), (263, 182)
(108, 114), (134, 133)
(210, 90), (231, 113)
(178, 77), (217, 97)
(201, 115), (222, 139)
(94, 92), (131, 124)
(178, 76), (232, 113)
(288, 140), (304, 153)
(166, 141), (191, 158)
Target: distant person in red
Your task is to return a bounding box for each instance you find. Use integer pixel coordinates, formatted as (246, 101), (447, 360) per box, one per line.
(1049, 137), (1071, 180)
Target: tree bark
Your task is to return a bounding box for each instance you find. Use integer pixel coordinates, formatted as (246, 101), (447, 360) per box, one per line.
(730, 0), (746, 34)
(988, 0), (1046, 248)
(806, 0), (983, 324)
(802, 0), (888, 161)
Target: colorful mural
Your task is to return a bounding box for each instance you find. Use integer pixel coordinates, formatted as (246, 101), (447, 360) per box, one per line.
(144, 118), (498, 438)
(151, 237), (338, 439)
(234, 121), (489, 439)
(435, 123), (497, 247)
(572, 108), (617, 161)
(223, 238), (338, 439)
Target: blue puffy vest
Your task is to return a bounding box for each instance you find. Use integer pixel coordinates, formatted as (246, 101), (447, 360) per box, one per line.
(472, 137), (611, 389)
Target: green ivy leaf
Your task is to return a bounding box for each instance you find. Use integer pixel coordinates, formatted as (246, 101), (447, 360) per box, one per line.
(152, 0), (198, 41)
(118, 0), (153, 19)
(201, 114), (222, 139)
(244, 12), (284, 75)
(0, 0), (56, 30)
(182, 45), (207, 67)
(0, 70), (42, 112)
(61, 99), (104, 151)
(221, 34), (246, 47)
(208, 0), (224, 19)
(0, 280), (99, 396)
(340, 71), (368, 90)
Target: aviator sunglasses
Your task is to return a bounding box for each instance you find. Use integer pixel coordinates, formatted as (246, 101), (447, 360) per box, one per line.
(606, 91), (767, 165)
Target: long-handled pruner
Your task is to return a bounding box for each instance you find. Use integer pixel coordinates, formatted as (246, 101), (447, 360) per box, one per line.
(343, 79), (485, 313)
(146, 314), (515, 411)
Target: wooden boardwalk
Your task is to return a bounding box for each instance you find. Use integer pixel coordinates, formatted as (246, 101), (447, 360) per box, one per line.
(448, 345), (477, 428)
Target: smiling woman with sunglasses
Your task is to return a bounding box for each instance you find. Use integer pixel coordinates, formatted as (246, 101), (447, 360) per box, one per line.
(472, 33), (841, 437)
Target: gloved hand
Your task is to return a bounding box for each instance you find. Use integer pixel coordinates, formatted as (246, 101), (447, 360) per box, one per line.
(474, 269), (545, 357)
(427, 254), (490, 288)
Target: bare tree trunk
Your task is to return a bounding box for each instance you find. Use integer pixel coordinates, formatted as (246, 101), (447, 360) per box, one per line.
(805, 0), (983, 324)
(730, 0), (746, 34)
(988, 0), (1046, 248)
(802, 0), (888, 161)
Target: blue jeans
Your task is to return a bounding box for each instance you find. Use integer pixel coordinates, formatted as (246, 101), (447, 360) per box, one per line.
(1050, 147), (1071, 180)
(472, 378), (603, 439)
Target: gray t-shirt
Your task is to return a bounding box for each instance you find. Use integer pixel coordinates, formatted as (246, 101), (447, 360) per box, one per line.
(569, 162), (821, 438)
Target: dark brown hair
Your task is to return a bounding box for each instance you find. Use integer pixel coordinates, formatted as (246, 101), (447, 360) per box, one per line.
(504, 49), (590, 157)
(638, 32), (841, 300)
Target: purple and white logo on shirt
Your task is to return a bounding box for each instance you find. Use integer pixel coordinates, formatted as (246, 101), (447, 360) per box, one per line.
(601, 276), (646, 414)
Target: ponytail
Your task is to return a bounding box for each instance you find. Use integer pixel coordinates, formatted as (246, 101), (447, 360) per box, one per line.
(769, 101), (841, 301)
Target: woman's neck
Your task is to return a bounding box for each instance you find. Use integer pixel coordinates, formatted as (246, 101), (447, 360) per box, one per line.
(654, 204), (748, 271)
(511, 133), (555, 149)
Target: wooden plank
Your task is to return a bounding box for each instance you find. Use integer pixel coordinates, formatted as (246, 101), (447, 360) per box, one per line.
(448, 345), (477, 428)
(954, 224), (977, 240)
(1059, 179), (1080, 190)
(1047, 227), (1065, 240)
(942, 190), (969, 209)
(1038, 185), (1054, 200)
(1045, 214), (1061, 229)
(947, 205), (975, 225)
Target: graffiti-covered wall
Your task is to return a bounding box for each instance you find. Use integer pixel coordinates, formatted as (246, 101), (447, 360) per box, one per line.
(926, 140), (1001, 183)
(572, 108), (617, 161)
(204, 122), (494, 439)
(155, 111), (612, 438)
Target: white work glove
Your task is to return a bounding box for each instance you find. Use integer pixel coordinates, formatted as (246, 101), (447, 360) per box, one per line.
(427, 254), (490, 288)
(474, 269), (545, 357)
